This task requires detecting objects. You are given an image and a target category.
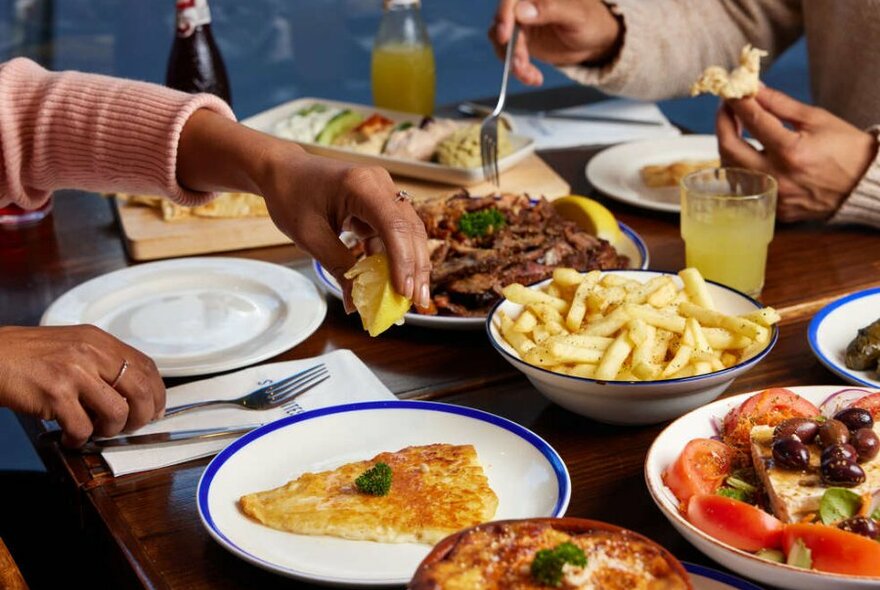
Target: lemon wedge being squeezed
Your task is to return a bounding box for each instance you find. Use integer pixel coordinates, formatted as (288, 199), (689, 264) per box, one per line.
(344, 253), (411, 337)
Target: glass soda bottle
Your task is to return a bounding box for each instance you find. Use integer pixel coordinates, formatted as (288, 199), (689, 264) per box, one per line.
(166, 0), (232, 106)
(371, 0), (436, 116)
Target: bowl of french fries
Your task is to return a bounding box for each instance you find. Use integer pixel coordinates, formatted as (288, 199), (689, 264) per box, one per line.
(487, 268), (779, 425)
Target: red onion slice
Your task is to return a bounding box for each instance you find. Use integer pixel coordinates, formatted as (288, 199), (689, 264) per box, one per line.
(819, 388), (874, 418)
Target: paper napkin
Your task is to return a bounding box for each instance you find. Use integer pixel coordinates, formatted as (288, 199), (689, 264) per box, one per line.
(509, 98), (681, 150)
(101, 349), (395, 476)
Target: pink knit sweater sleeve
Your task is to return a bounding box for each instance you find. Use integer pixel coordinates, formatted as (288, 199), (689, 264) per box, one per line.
(0, 58), (236, 209)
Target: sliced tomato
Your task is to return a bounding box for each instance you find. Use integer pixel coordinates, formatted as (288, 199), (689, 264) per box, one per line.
(783, 523), (880, 576)
(687, 494), (783, 552)
(722, 388), (820, 461)
(850, 392), (880, 419)
(663, 439), (733, 505)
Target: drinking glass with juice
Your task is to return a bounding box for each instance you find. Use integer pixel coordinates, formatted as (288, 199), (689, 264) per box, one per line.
(371, 0), (435, 116)
(680, 168), (777, 297)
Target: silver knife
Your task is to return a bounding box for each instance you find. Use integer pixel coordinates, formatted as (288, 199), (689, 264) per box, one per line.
(79, 424), (262, 453)
(458, 101), (666, 127)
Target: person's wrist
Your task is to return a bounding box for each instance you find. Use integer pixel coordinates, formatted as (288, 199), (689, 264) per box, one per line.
(581, 1), (624, 66)
(248, 137), (307, 199)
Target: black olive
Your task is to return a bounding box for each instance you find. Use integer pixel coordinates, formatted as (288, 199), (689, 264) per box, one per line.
(851, 428), (880, 462)
(772, 437), (810, 470)
(821, 459), (866, 487)
(834, 407), (874, 431)
(838, 516), (880, 539)
(774, 418), (819, 444)
(821, 443), (858, 464)
(818, 419), (850, 448)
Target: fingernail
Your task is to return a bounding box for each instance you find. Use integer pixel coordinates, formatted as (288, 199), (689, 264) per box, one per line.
(405, 276), (414, 300)
(419, 283), (430, 307)
(517, 2), (538, 20)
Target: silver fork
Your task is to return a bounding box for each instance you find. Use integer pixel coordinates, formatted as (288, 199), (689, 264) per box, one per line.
(480, 22), (519, 187)
(163, 364), (329, 417)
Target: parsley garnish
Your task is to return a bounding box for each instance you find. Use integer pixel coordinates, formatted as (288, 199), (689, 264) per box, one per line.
(531, 541), (587, 586)
(458, 208), (506, 238)
(355, 462), (392, 496)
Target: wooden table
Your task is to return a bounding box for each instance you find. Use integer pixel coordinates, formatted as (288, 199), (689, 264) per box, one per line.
(3, 146), (879, 590)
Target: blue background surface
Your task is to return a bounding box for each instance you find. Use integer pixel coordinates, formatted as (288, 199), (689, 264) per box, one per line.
(0, 0), (810, 470)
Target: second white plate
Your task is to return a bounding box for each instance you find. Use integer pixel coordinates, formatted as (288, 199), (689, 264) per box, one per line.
(586, 135), (724, 213)
(197, 400), (570, 586)
(808, 287), (880, 388)
(40, 257), (327, 377)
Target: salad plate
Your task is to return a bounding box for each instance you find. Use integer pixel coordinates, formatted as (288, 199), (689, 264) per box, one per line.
(647, 385), (880, 590)
(197, 400), (570, 586)
(313, 221), (649, 331)
(41, 257), (326, 377)
(241, 97), (535, 185)
(808, 287), (880, 388)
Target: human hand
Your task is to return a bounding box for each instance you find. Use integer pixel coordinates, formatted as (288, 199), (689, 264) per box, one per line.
(258, 146), (431, 312)
(717, 87), (878, 222)
(489, 0), (622, 86)
(0, 325), (165, 448)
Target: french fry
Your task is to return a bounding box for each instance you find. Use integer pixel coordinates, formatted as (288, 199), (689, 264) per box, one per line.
(741, 307), (781, 328)
(651, 329), (675, 365)
(630, 320), (657, 370)
(595, 331), (633, 380)
(499, 312), (536, 356)
(547, 341), (604, 364)
(582, 306), (630, 337)
(533, 325), (552, 344)
(503, 283), (568, 313)
(565, 272), (600, 331)
(632, 361), (662, 380)
(702, 327), (752, 350)
(625, 304), (687, 334)
(513, 309), (538, 333)
(523, 346), (555, 367)
(662, 344), (693, 378)
(721, 351), (738, 367)
(546, 283), (563, 299)
(625, 275), (670, 305)
(552, 267), (586, 288)
(679, 267), (716, 310)
(568, 363), (597, 379)
(600, 274), (634, 288)
(646, 281), (677, 308)
(687, 318), (715, 361)
(679, 301), (765, 339)
(529, 302), (566, 327)
(546, 334), (613, 351)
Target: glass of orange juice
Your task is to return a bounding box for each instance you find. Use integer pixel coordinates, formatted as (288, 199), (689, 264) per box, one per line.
(680, 168), (777, 297)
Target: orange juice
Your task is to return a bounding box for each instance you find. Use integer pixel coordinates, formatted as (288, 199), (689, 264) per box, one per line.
(371, 43), (435, 116)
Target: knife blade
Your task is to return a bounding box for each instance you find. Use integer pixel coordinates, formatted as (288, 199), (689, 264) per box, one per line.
(458, 101), (667, 127)
(78, 424), (262, 453)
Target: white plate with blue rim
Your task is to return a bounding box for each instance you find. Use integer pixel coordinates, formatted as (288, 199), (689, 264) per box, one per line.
(197, 400), (570, 586)
(808, 287), (880, 388)
(313, 221), (649, 331)
(685, 562), (764, 590)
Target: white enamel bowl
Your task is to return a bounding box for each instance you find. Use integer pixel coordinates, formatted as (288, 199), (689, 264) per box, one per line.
(646, 385), (880, 590)
(486, 270), (777, 425)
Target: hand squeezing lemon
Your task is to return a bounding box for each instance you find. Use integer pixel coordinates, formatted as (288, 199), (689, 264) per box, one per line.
(344, 253), (411, 337)
(552, 195), (621, 245)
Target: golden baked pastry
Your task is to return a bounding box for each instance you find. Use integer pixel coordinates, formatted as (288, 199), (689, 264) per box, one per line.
(690, 44), (768, 99)
(239, 444), (498, 544)
(117, 192), (268, 221)
(640, 159), (720, 188)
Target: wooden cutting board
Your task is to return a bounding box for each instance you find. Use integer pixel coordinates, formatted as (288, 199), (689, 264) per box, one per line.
(116, 153), (570, 261)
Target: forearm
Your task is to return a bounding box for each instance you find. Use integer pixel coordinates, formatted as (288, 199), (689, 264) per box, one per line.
(561, 0), (804, 100)
(176, 109), (304, 195)
(0, 58), (235, 208)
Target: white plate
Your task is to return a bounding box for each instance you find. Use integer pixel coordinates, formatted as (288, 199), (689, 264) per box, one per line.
(313, 222), (649, 331)
(646, 385), (880, 590)
(808, 288), (880, 388)
(197, 400), (570, 586)
(242, 97), (535, 186)
(685, 562), (763, 590)
(40, 257), (326, 377)
(586, 135), (725, 213)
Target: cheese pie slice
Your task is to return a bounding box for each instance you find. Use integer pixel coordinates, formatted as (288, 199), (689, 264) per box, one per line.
(239, 443), (498, 544)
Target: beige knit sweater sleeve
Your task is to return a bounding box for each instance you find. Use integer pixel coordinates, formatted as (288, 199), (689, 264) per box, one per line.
(830, 127), (880, 228)
(560, 0), (804, 101)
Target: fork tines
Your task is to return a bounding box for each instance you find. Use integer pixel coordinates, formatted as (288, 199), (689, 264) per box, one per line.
(266, 364), (330, 405)
(480, 123), (499, 187)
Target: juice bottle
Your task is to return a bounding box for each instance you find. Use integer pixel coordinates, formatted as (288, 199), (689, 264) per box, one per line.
(371, 0), (436, 116)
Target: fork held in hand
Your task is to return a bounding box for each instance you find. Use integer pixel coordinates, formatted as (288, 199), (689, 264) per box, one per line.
(480, 22), (519, 187)
(163, 364), (329, 418)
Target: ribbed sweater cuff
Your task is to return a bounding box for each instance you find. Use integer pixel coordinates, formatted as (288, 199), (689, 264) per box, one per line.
(829, 126), (880, 229)
(0, 57), (236, 208)
(557, 0), (650, 95)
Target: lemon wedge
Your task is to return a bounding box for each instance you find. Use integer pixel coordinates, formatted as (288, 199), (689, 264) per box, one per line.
(344, 253), (411, 337)
(552, 195), (622, 245)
